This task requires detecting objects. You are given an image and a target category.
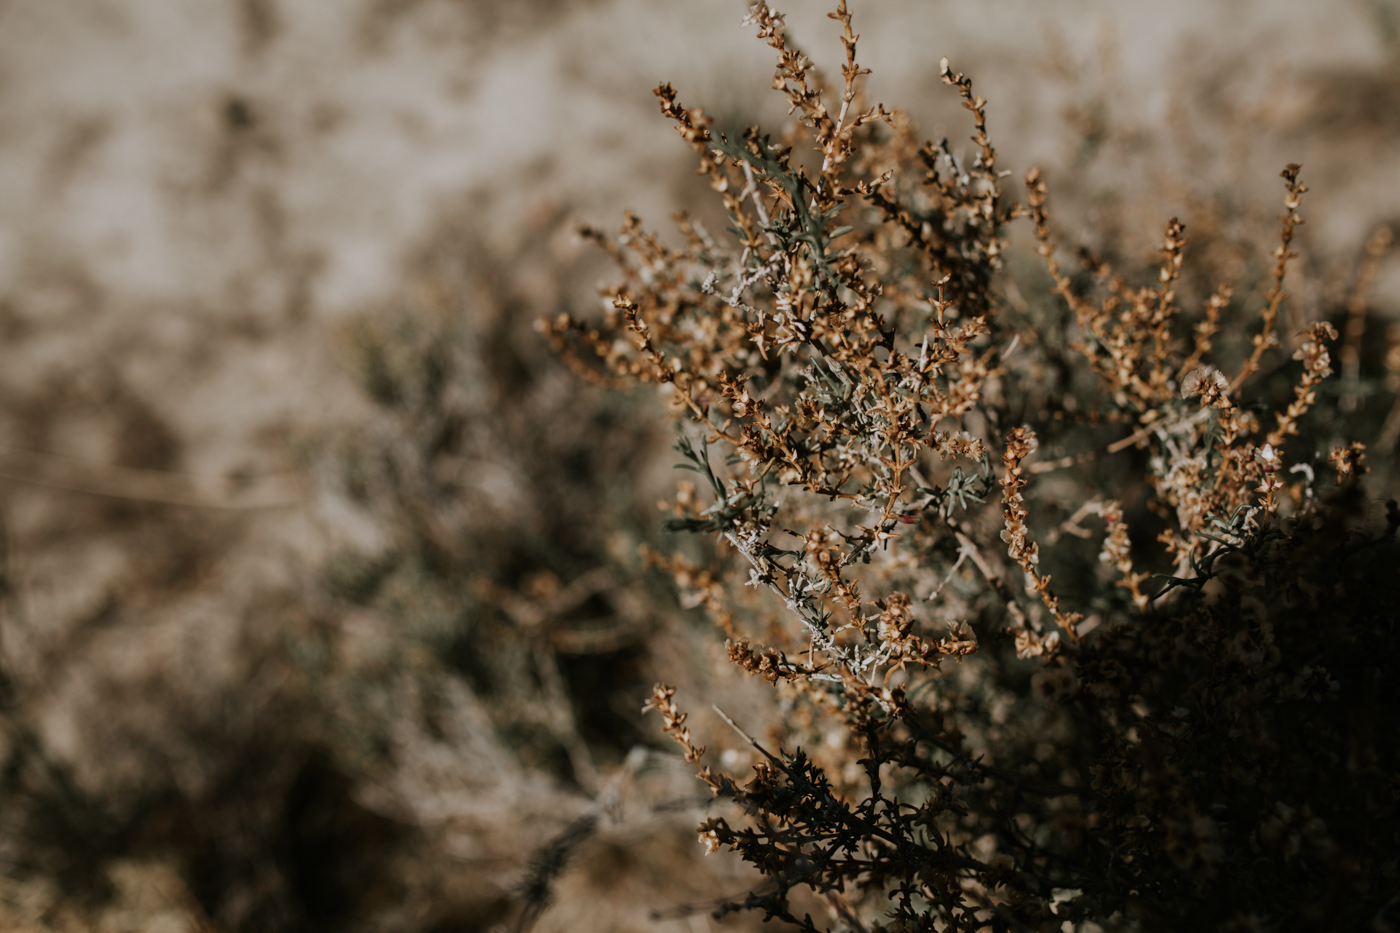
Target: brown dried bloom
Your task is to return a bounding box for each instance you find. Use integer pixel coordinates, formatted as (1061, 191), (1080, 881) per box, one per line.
(1327, 440), (1367, 479)
(1001, 425), (1083, 643)
(1181, 365), (1231, 407)
(641, 683), (705, 766)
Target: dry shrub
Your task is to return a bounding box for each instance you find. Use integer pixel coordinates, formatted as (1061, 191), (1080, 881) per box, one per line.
(546, 3), (1400, 930)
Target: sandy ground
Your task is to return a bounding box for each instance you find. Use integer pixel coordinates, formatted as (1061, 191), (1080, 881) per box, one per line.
(0, 0), (1397, 930)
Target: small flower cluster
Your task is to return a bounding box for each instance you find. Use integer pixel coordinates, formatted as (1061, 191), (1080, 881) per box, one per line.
(1000, 425), (1082, 653)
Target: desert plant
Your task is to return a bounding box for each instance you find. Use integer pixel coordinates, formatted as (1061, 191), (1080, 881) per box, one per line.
(545, 2), (1400, 931)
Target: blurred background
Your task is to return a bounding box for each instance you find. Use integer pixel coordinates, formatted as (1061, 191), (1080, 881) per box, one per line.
(0, 0), (1397, 930)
